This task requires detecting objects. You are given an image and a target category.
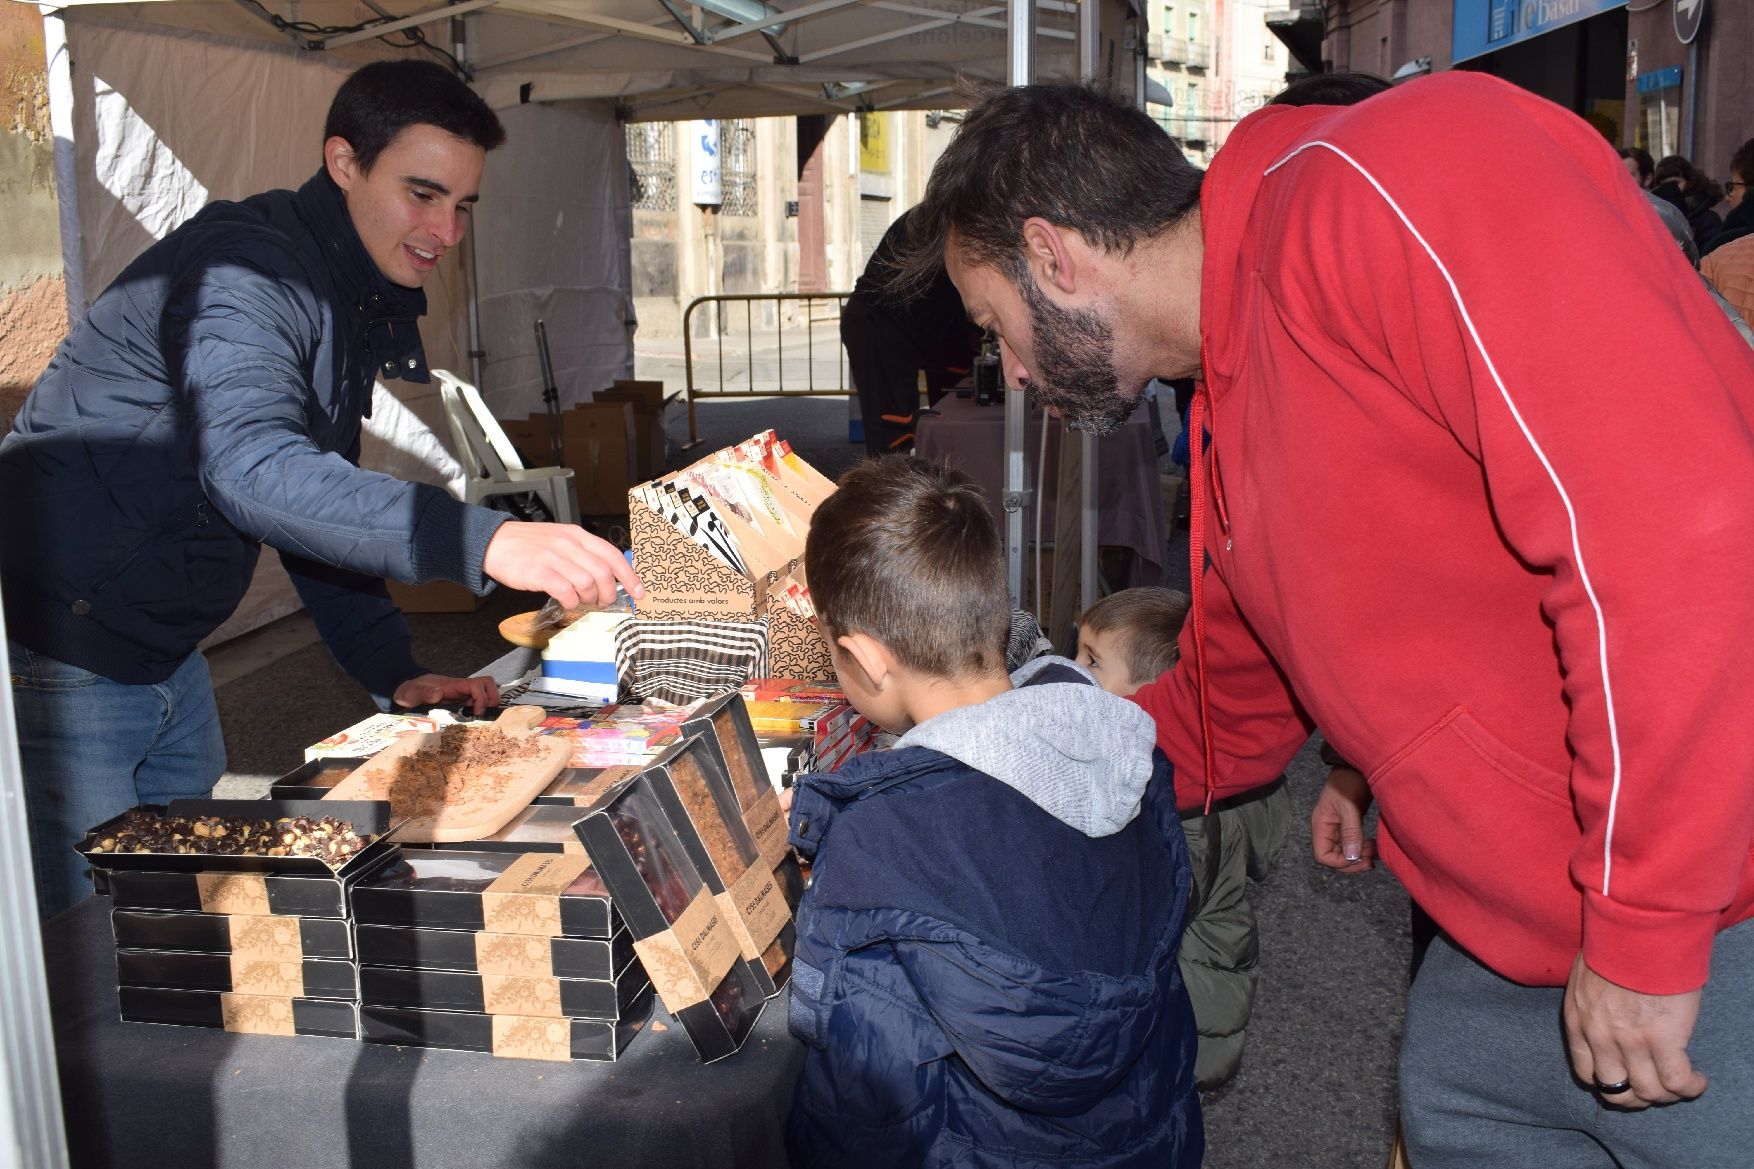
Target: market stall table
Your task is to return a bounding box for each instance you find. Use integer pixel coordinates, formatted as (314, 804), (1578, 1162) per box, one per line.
(46, 880), (804, 1169)
(914, 394), (1169, 587)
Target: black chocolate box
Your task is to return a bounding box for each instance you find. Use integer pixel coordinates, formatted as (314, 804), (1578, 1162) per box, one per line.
(640, 735), (794, 999)
(111, 909), (353, 960)
(116, 949), (359, 1001)
(108, 867), (374, 919)
(119, 986), (358, 1039)
(267, 756), (370, 801)
(409, 805), (589, 855)
(356, 924), (633, 980)
(78, 799), (398, 878)
(574, 772), (767, 1063)
(359, 994), (651, 1062)
(359, 957), (649, 1020)
(531, 766), (642, 807)
(350, 850), (619, 938)
(680, 694), (805, 910)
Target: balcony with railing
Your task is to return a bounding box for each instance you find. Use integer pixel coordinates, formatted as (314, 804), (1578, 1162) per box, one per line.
(1152, 35), (1211, 69)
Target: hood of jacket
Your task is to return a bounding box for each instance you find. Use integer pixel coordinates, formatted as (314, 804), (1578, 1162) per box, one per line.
(894, 656), (1159, 837)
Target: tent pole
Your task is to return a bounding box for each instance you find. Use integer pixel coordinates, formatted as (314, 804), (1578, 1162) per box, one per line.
(455, 16), (486, 389)
(42, 5), (85, 324)
(1002, 0), (1035, 609)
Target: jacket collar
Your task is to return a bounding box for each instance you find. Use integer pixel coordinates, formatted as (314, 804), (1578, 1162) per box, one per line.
(787, 747), (957, 860)
(295, 169), (432, 386)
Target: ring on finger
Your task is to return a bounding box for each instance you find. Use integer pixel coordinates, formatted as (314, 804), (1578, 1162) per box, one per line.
(1593, 1079), (1633, 1096)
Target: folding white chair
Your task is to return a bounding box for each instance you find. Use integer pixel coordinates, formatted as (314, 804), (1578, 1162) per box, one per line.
(433, 369), (579, 525)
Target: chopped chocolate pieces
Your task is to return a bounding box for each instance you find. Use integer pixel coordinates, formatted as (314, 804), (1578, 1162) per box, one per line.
(92, 810), (375, 866)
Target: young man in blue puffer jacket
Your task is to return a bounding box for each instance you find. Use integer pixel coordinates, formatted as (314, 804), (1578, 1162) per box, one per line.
(785, 455), (1202, 1169)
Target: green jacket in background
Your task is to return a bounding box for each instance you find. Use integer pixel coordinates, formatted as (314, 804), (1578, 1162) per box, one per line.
(1178, 778), (1293, 1090)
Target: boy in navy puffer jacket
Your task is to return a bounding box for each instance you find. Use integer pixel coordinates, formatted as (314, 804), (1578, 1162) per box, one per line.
(785, 456), (1203, 1169)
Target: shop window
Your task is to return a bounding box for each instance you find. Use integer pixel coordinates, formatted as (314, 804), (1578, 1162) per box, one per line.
(626, 122), (676, 213)
(1635, 67), (1681, 160)
(721, 119), (759, 218)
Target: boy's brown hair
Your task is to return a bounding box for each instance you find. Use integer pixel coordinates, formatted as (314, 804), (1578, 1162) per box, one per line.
(805, 456), (1010, 679)
(1080, 587), (1191, 686)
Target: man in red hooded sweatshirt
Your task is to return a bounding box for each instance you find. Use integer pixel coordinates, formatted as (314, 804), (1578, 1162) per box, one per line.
(899, 74), (1754, 1168)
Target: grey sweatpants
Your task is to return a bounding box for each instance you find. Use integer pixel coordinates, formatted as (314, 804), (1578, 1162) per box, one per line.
(1400, 920), (1752, 1169)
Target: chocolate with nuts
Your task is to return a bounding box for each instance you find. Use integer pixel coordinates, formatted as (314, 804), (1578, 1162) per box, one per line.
(89, 809), (375, 867)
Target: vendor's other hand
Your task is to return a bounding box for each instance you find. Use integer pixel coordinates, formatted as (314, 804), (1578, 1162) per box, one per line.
(1311, 765), (1376, 872)
(394, 672), (499, 714)
(1564, 955), (1707, 1110)
(483, 521), (645, 610)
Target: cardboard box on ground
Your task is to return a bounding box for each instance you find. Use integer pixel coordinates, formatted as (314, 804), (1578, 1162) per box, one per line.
(497, 380), (670, 517)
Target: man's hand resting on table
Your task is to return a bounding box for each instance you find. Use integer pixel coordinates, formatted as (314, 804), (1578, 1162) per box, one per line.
(393, 673), (500, 715)
(1311, 765), (1377, 873)
(483, 521), (645, 610)
(1564, 955), (1708, 1109)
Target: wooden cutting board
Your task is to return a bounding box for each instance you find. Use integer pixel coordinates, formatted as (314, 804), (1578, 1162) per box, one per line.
(322, 706), (572, 843)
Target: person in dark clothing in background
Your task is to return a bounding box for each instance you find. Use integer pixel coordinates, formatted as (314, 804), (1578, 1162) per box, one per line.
(1, 60), (642, 918)
(1652, 154), (1725, 253)
(1619, 146), (1654, 189)
(1703, 137), (1754, 256)
(840, 209), (981, 454)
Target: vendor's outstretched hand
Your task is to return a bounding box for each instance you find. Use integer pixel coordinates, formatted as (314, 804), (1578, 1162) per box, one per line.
(393, 672), (500, 714)
(1564, 955), (1707, 1110)
(483, 521), (644, 610)
(1311, 765), (1377, 873)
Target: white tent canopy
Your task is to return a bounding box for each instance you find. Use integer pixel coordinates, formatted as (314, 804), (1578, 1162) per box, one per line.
(33, 0), (1088, 118)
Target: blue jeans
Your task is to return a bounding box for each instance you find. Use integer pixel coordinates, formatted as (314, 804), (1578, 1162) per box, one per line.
(1400, 922), (1753, 1169)
(9, 641), (226, 918)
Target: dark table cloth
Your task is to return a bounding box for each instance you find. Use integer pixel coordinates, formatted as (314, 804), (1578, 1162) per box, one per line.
(47, 892), (804, 1168)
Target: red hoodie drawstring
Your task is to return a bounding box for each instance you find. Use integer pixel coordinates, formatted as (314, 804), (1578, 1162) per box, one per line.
(1188, 352), (1218, 815)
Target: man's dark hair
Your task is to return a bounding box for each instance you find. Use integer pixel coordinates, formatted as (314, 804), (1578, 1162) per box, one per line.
(1730, 138), (1754, 185)
(1619, 146), (1655, 185)
(805, 456), (1010, 679)
(895, 83), (1203, 293)
(324, 60), (505, 172)
(1079, 587), (1189, 685)
(1270, 71), (1391, 108)
(1652, 154), (1723, 206)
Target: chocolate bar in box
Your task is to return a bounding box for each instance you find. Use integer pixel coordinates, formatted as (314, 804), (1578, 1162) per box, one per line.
(111, 909), (353, 960)
(573, 772), (767, 1062)
(680, 694), (806, 910)
(116, 949), (358, 1001)
(268, 756), (369, 801)
(357, 923), (634, 980)
(120, 986), (357, 1039)
(350, 850), (618, 938)
(360, 998), (650, 1062)
(360, 956), (649, 1020)
(640, 735), (794, 997)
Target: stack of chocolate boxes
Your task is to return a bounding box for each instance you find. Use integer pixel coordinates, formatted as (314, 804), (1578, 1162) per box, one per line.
(79, 799), (399, 1041)
(350, 850), (654, 1062)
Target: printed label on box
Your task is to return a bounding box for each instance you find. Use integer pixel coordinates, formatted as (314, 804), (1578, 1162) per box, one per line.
(220, 993), (298, 1037)
(481, 853), (594, 936)
(482, 974), (564, 1018)
(229, 956), (305, 997)
(630, 887), (741, 1012)
(475, 933), (554, 978)
(714, 863), (789, 960)
(227, 915), (304, 960)
(491, 1015), (572, 1062)
(746, 789), (789, 869)
(198, 872), (271, 916)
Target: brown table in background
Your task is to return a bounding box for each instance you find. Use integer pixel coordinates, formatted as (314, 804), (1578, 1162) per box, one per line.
(914, 394), (1168, 589)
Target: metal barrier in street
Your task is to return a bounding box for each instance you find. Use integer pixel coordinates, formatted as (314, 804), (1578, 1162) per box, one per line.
(681, 292), (855, 447)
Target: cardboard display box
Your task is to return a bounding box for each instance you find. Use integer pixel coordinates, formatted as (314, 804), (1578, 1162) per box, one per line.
(387, 578), (487, 614)
(349, 850), (620, 939)
(501, 403), (636, 516)
(356, 924), (635, 980)
(573, 772), (768, 1062)
(597, 380), (668, 483)
(120, 987), (359, 1039)
(110, 909), (354, 960)
(359, 957), (649, 1020)
(359, 1000), (649, 1062)
(116, 949), (359, 1001)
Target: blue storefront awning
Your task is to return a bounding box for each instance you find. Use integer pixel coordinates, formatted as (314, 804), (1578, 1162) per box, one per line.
(1452, 0), (1628, 65)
